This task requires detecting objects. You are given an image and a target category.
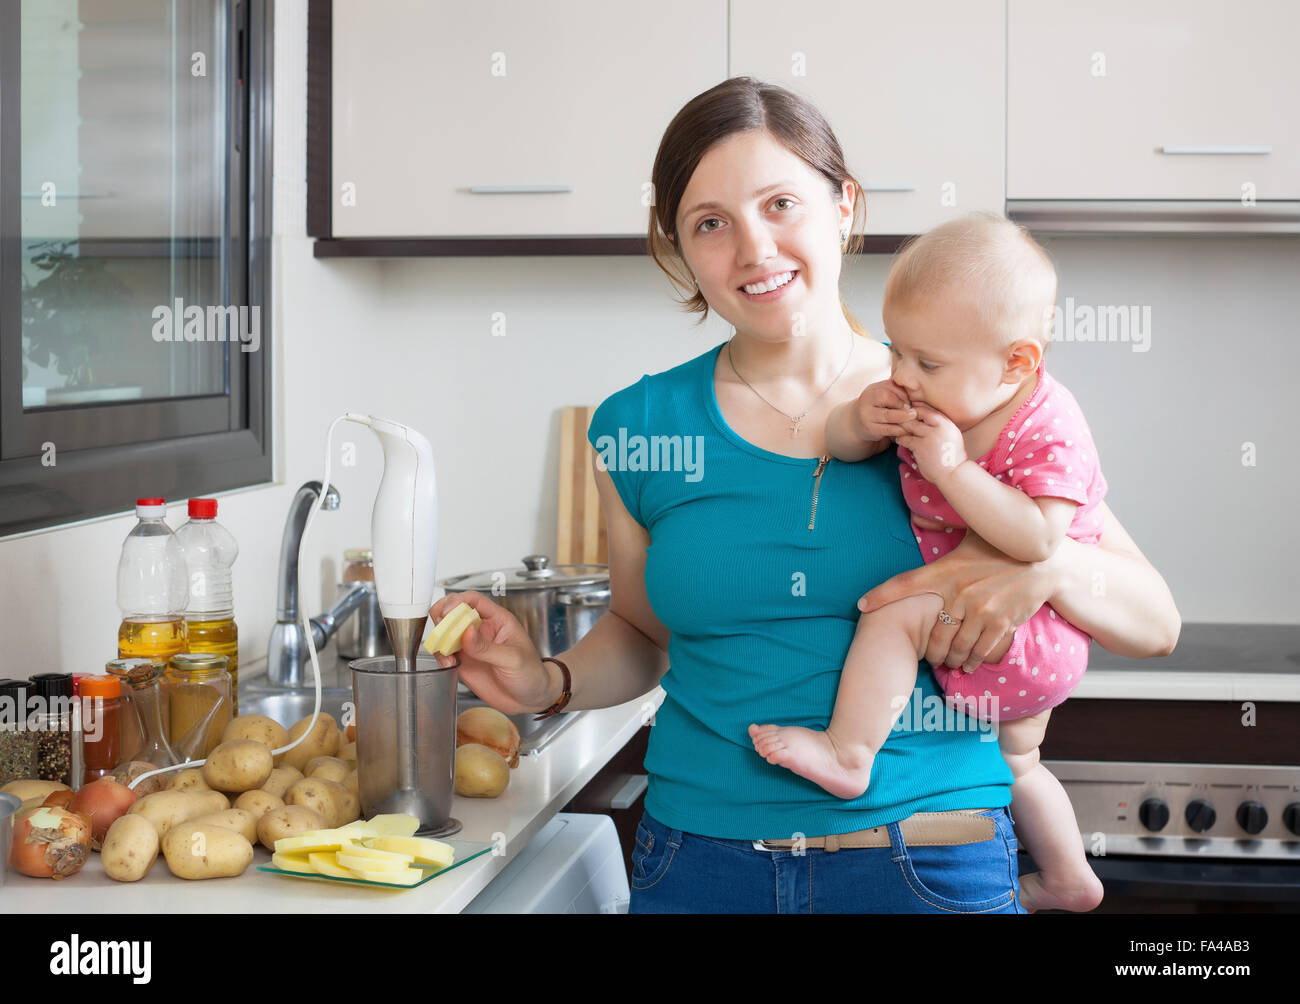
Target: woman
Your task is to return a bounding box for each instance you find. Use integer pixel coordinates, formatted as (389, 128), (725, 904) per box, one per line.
(430, 78), (1180, 913)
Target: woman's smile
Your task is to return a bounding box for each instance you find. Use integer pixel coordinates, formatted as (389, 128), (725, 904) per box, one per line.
(738, 268), (801, 302)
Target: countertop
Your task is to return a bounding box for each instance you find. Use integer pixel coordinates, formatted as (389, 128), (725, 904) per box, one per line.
(1072, 623), (1300, 702)
(1, 689), (664, 914)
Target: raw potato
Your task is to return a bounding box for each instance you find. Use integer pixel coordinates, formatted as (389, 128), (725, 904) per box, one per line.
(203, 739), (274, 793)
(334, 742), (357, 765)
(261, 765), (303, 799)
(456, 706), (521, 768)
(454, 743), (510, 797)
(127, 790), (228, 838)
(279, 714), (341, 771)
(162, 822), (254, 880)
(285, 777), (358, 828)
(257, 804), (329, 851)
(344, 769), (359, 795)
(1, 779), (70, 803)
(100, 814), (160, 883)
(221, 714), (290, 751)
(305, 756), (350, 783)
(169, 768), (211, 792)
(233, 789), (283, 822)
(189, 808), (258, 845)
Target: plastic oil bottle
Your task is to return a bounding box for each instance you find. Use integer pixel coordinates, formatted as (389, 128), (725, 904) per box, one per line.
(117, 498), (190, 661)
(176, 498), (241, 715)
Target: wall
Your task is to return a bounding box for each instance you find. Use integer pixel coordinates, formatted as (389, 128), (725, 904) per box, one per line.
(3, 1), (1296, 681)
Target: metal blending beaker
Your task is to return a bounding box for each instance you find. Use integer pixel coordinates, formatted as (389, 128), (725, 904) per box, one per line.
(350, 655), (460, 837)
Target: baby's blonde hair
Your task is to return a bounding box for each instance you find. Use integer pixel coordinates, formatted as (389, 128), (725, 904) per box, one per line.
(883, 212), (1057, 348)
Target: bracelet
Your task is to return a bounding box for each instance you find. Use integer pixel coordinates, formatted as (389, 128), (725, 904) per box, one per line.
(532, 657), (572, 721)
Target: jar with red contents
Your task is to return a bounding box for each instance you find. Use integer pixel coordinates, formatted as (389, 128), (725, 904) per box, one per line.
(80, 674), (123, 784)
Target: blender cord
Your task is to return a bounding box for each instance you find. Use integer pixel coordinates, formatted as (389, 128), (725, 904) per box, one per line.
(129, 414), (348, 791)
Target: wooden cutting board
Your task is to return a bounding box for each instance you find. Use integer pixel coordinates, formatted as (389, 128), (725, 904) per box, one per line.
(556, 405), (607, 565)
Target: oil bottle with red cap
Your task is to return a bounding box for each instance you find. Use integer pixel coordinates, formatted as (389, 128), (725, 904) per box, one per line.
(176, 498), (241, 714)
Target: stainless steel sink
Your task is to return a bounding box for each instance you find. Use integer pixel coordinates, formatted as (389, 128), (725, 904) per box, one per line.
(239, 646), (577, 755)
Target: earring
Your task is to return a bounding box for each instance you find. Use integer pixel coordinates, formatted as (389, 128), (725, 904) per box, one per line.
(840, 226), (850, 243)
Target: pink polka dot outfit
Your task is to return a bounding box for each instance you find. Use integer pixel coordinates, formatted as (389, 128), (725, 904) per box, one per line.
(897, 365), (1108, 722)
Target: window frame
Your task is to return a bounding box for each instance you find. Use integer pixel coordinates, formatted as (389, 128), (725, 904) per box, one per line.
(0, 0), (273, 537)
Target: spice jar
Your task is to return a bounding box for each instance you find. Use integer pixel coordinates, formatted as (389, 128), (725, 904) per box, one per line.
(342, 548), (375, 583)
(0, 679), (38, 786)
(79, 675), (123, 784)
(106, 658), (177, 768)
(166, 653), (231, 761)
(28, 672), (81, 788)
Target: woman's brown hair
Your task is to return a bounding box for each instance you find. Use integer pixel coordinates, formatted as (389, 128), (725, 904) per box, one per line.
(647, 76), (870, 336)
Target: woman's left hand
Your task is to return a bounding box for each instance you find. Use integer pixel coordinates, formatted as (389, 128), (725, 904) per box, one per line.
(857, 532), (1056, 671)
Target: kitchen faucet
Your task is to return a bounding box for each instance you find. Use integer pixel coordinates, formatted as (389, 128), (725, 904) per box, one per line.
(266, 480), (371, 688)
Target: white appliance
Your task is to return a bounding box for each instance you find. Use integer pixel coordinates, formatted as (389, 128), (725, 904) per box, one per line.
(463, 813), (630, 914)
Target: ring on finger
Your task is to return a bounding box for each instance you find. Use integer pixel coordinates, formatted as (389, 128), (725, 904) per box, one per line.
(938, 609), (960, 627)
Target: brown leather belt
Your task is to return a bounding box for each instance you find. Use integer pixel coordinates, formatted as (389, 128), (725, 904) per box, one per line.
(755, 808), (997, 853)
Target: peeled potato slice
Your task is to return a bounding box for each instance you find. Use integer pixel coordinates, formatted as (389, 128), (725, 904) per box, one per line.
(421, 602), (482, 656)
(349, 867), (423, 886)
(366, 836), (455, 869)
(271, 852), (316, 874)
(337, 851), (412, 873)
(308, 852), (355, 878)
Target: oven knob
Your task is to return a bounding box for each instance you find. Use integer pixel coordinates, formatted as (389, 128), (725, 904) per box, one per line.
(1138, 798), (1170, 831)
(1235, 801), (1267, 835)
(1283, 803), (1300, 836)
(1185, 799), (1216, 833)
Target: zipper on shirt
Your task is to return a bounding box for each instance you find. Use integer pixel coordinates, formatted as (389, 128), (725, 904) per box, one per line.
(807, 454), (830, 530)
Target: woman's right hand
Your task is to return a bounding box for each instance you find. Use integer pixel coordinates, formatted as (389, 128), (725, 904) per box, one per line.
(427, 591), (555, 715)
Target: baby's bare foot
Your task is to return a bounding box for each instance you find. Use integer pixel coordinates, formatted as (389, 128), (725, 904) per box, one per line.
(1017, 869), (1105, 913)
(747, 723), (875, 799)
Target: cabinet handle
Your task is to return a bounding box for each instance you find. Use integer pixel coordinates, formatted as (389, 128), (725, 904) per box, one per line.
(468, 184), (574, 194)
(1159, 146), (1272, 155)
(862, 183), (917, 192)
(609, 774), (649, 810)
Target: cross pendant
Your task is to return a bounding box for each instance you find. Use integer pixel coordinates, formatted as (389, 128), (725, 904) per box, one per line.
(790, 416), (802, 438)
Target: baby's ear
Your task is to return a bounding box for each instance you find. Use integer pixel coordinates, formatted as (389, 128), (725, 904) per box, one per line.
(1004, 340), (1042, 381)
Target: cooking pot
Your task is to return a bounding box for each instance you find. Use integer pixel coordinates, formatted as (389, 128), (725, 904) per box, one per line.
(438, 554), (609, 659)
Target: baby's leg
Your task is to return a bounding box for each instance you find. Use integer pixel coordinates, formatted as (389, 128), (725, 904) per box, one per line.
(750, 593), (942, 799)
(1000, 711), (1104, 913)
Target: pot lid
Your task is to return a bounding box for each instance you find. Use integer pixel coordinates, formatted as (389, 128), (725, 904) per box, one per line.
(439, 554), (608, 593)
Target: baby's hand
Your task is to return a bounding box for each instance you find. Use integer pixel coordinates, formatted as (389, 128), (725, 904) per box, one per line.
(897, 405), (967, 484)
(856, 380), (917, 442)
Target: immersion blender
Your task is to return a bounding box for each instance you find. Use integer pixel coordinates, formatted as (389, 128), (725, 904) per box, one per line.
(344, 413), (440, 822)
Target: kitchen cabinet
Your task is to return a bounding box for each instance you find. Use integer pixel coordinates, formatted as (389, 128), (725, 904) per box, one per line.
(729, 0), (1005, 235)
(327, 0), (727, 238)
(1008, 0), (1300, 200)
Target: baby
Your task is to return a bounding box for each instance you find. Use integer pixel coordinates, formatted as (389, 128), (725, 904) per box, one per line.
(749, 211), (1106, 914)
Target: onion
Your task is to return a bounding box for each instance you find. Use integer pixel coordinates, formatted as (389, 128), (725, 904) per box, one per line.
(41, 789), (75, 809)
(456, 707), (520, 768)
(67, 778), (140, 850)
(109, 760), (171, 796)
(9, 806), (92, 879)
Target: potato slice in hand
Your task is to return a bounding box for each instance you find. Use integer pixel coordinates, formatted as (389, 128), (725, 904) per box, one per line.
(421, 602), (482, 656)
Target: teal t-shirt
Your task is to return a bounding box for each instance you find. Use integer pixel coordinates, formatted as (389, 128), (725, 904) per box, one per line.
(587, 340), (1013, 839)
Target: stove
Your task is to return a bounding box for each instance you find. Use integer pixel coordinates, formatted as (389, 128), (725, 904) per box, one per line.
(1030, 623), (1300, 910)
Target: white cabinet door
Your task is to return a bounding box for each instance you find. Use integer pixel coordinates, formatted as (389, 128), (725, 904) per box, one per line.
(730, 0), (1005, 235)
(331, 0), (727, 237)
(1008, 0), (1300, 200)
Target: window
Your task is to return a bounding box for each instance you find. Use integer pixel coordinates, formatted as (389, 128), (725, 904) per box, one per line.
(0, 0), (272, 535)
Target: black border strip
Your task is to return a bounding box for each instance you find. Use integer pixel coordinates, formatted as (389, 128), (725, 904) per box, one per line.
(306, 0), (331, 238)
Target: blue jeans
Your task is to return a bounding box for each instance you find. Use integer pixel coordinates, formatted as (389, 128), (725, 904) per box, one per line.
(628, 807), (1026, 914)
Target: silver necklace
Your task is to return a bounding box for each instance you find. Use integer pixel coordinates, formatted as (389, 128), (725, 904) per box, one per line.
(726, 329), (856, 438)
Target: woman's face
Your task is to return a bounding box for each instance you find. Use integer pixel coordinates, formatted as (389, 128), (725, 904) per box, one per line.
(673, 129), (853, 342)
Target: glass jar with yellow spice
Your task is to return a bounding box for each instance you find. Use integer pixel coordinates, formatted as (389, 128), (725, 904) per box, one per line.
(165, 653), (231, 761)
